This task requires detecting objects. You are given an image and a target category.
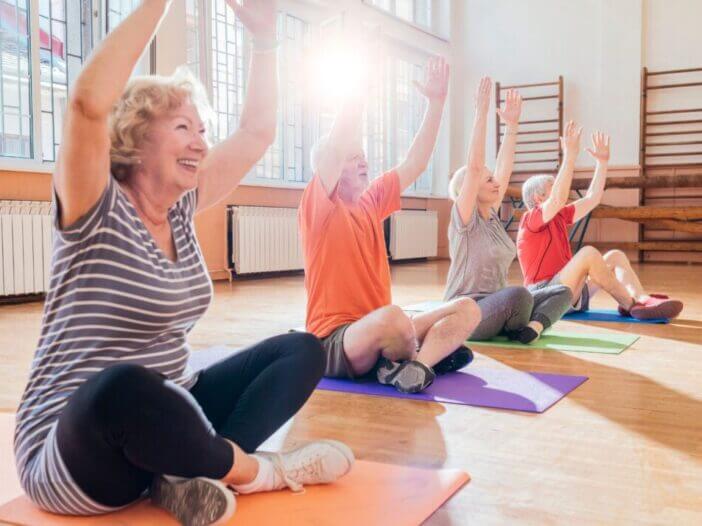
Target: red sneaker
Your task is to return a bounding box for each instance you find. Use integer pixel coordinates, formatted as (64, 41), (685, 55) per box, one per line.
(629, 294), (683, 320)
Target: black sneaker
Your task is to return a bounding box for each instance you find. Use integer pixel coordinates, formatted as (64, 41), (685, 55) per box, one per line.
(505, 326), (540, 345)
(433, 345), (474, 375)
(376, 358), (435, 394)
(151, 475), (236, 526)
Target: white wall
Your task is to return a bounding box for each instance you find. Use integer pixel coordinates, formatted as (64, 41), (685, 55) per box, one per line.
(643, 0), (702, 167)
(451, 0), (643, 172)
(450, 0), (702, 254)
(644, 0), (702, 70)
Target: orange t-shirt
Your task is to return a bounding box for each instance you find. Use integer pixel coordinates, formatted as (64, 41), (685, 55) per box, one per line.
(299, 171), (401, 338)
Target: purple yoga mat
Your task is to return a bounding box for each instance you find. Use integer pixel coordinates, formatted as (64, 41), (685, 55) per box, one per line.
(189, 346), (587, 414)
(318, 369), (587, 413)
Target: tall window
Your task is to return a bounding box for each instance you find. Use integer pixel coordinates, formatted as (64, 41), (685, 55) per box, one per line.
(184, 3), (441, 195)
(106, 0), (139, 32)
(1, 0), (34, 157)
(209, 0), (245, 142)
(39, 0), (93, 162)
(387, 56), (432, 193)
(366, 0), (432, 31)
(254, 13), (308, 183)
(0, 0), (139, 162)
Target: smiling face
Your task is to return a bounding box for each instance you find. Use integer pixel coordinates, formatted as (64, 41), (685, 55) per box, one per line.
(138, 101), (209, 196)
(337, 142), (370, 201)
(477, 167), (501, 204)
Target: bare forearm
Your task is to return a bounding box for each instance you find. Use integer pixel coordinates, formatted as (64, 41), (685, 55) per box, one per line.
(573, 163), (606, 221)
(494, 123), (517, 184)
(329, 96), (364, 154)
(316, 96), (363, 192)
(466, 107), (489, 173)
(552, 153), (577, 204)
(239, 49), (278, 144)
(71, 0), (170, 119)
(585, 160), (608, 203)
(404, 99), (446, 172)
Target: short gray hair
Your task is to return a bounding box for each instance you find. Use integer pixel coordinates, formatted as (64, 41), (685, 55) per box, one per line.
(310, 134), (330, 174)
(448, 166), (466, 201)
(522, 174), (555, 209)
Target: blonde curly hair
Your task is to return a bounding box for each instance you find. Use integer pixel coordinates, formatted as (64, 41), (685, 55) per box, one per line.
(109, 67), (214, 181)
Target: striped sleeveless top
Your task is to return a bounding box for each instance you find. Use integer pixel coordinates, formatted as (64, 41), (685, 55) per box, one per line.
(14, 175), (213, 514)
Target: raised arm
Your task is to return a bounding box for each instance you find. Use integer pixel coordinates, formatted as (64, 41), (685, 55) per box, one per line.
(455, 77), (491, 225)
(313, 93), (365, 196)
(396, 56), (450, 192)
(197, 0), (278, 212)
(572, 132), (610, 222)
(55, 0), (172, 228)
(541, 120), (582, 223)
(492, 89), (522, 208)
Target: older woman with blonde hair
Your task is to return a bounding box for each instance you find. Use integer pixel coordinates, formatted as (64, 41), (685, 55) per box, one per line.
(14, 1), (352, 524)
(444, 77), (573, 344)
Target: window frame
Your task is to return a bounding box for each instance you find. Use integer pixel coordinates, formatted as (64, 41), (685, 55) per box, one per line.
(0, 0), (148, 172)
(361, 0), (449, 42)
(2, 0), (449, 199)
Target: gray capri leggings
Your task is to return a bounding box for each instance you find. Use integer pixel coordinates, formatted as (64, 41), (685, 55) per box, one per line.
(467, 285), (573, 341)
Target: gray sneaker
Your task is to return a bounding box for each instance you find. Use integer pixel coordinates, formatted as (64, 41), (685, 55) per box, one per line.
(151, 475), (236, 526)
(376, 358), (435, 393)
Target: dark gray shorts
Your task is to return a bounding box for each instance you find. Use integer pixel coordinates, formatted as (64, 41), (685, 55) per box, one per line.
(319, 323), (355, 378)
(529, 275), (590, 313)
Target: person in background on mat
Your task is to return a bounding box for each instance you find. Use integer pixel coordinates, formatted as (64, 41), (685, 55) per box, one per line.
(517, 122), (684, 320)
(299, 56), (481, 395)
(444, 77), (573, 344)
(14, 2), (353, 525)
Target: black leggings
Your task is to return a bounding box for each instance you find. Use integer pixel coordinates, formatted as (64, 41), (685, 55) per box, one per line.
(55, 333), (325, 508)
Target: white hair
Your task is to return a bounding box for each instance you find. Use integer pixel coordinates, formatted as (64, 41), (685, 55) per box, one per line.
(522, 175), (555, 209)
(448, 166), (466, 201)
(310, 134), (331, 174)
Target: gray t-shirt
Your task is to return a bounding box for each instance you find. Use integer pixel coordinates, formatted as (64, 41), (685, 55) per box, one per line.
(444, 203), (517, 300)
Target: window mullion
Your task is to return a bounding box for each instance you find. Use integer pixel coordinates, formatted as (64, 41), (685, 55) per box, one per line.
(28, 0), (43, 161)
(200, 0), (212, 98)
(279, 16), (287, 182)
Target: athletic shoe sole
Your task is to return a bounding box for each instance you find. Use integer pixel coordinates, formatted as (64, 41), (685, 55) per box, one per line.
(631, 299), (683, 320)
(151, 476), (236, 526)
(376, 358), (404, 385)
(434, 346), (474, 375)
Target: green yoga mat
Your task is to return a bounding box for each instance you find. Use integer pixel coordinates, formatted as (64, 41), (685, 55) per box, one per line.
(468, 330), (639, 354)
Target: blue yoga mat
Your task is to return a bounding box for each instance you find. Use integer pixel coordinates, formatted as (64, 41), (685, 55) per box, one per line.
(563, 309), (669, 324)
(405, 301), (669, 325)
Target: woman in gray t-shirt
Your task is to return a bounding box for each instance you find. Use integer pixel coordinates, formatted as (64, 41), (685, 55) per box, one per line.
(444, 77), (572, 343)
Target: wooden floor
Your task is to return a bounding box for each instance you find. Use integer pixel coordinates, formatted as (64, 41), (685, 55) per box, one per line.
(1, 260), (701, 524)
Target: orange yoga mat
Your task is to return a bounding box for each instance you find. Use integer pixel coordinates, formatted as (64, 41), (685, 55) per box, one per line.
(0, 414), (469, 525)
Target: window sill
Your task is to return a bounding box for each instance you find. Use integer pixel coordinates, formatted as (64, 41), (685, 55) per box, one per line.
(361, 1), (450, 42)
(402, 191), (448, 200)
(0, 164), (449, 200)
(239, 178), (309, 191)
(0, 159), (54, 174)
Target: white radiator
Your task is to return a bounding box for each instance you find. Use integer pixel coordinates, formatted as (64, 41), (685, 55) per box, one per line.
(229, 206), (303, 274)
(0, 200), (53, 296)
(389, 209), (438, 260)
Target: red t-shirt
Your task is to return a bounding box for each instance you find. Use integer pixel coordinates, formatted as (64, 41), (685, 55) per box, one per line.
(298, 172), (401, 338)
(517, 204), (575, 285)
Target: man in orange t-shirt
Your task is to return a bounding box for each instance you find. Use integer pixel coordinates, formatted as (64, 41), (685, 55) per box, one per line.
(299, 56), (481, 394)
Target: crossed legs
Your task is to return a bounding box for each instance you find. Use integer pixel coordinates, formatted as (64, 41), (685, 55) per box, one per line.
(342, 297), (481, 378)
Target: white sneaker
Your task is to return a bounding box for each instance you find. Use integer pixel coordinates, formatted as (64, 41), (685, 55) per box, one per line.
(259, 440), (355, 492)
(151, 475), (236, 526)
